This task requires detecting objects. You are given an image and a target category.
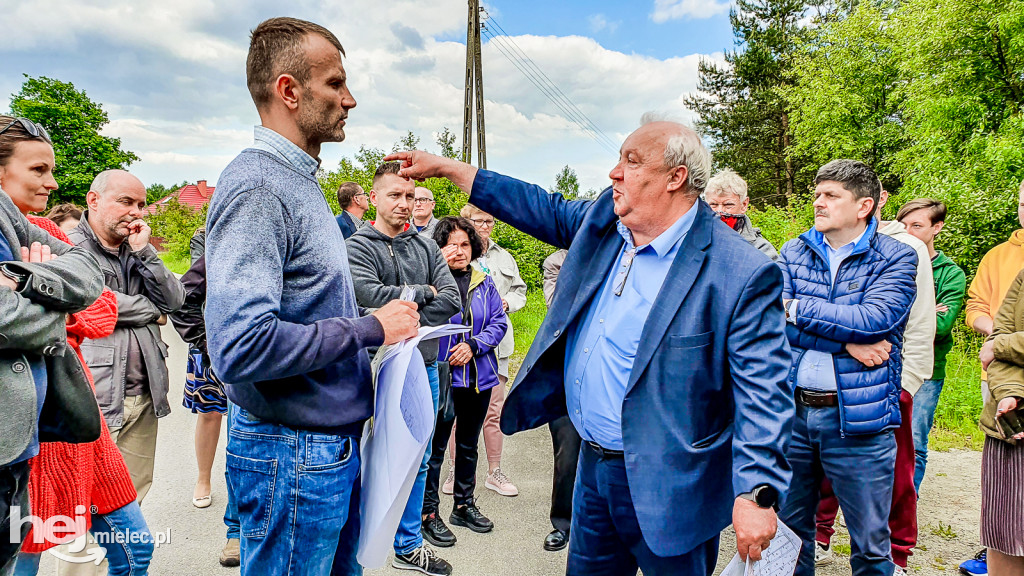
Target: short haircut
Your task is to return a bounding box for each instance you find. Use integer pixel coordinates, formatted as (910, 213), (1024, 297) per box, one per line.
(814, 160), (881, 215)
(372, 161), (403, 187)
(414, 187), (434, 200)
(704, 169), (748, 202)
(639, 112), (711, 194)
(459, 203), (488, 219)
(336, 182), (364, 209)
(433, 216), (484, 262)
(0, 115), (52, 167)
(246, 17), (346, 109)
(896, 198), (947, 225)
(45, 203), (83, 226)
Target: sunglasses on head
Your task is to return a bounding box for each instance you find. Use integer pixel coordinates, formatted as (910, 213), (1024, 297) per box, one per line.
(0, 118), (51, 143)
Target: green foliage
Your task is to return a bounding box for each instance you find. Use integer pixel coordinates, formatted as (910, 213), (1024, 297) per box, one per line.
(553, 165), (580, 199)
(491, 222), (556, 290)
(8, 75), (139, 206)
(785, 3), (906, 191)
(146, 198), (206, 263)
(686, 0), (814, 204)
(747, 191), (816, 248)
(146, 181), (189, 205)
(508, 289), (548, 376)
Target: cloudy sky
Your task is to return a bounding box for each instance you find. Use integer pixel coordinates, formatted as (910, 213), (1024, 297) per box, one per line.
(0, 0), (732, 194)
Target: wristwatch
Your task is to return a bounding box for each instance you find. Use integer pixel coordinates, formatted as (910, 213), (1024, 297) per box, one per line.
(0, 264), (27, 291)
(738, 485), (779, 510)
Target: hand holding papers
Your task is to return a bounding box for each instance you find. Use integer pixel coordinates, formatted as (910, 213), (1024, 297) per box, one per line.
(721, 521), (800, 576)
(356, 324), (469, 568)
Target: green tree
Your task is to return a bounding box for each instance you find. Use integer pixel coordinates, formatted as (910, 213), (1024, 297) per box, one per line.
(893, 0), (1024, 273)
(553, 165), (580, 199)
(145, 181), (189, 205)
(685, 0), (812, 204)
(784, 3), (906, 192)
(9, 75), (139, 206)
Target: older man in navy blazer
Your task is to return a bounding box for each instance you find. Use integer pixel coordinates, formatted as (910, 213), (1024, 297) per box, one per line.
(386, 115), (794, 575)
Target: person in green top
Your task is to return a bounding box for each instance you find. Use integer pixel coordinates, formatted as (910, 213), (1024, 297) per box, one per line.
(897, 199), (967, 493)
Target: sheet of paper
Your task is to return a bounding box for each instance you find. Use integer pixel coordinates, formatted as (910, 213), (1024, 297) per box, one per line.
(720, 521), (801, 576)
(356, 324), (469, 568)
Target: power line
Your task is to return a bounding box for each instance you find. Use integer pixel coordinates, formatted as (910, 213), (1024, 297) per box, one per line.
(479, 12), (619, 154)
(481, 28), (618, 155)
(484, 15), (617, 151)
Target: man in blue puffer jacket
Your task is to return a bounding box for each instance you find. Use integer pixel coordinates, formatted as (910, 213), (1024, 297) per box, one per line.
(776, 159), (918, 576)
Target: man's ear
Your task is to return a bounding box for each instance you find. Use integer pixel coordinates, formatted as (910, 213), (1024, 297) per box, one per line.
(857, 196), (876, 221)
(934, 221), (945, 235)
(369, 190), (378, 207)
(667, 165), (689, 194)
(86, 190), (100, 211)
(274, 74), (301, 111)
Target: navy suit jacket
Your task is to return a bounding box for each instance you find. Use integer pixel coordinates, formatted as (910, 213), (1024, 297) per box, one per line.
(336, 212), (357, 239)
(471, 170), (794, 557)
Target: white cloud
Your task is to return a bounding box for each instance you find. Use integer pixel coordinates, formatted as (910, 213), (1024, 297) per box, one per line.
(2, 0), (724, 195)
(651, 0), (731, 22)
(587, 14), (620, 34)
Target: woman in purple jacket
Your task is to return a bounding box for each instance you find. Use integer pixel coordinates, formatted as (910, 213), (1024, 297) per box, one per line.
(422, 217), (509, 548)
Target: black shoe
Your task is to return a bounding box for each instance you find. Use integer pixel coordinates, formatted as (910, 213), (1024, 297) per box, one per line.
(544, 529), (568, 551)
(392, 545), (453, 576)
(449, 503), (493, 533)
(422, 512), (457, 548)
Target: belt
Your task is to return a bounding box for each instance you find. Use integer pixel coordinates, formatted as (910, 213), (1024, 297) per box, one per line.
(796, 388), (840, 407)
(586, 441), (624, 458)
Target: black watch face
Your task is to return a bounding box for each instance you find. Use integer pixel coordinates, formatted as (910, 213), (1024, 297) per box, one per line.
(754, 486), (778, 508)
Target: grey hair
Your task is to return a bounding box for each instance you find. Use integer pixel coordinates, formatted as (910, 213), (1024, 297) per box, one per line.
(703, 169), (748, 202)
(639, 112), (711, 194)
(90, 170), (116, 196)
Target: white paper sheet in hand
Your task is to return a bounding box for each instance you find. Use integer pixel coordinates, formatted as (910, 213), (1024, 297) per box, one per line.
(720, 521), (800, 576)
(356, 324), (469, 568)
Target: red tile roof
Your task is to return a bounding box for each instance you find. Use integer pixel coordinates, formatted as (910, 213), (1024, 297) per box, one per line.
(146, 180), (214, 214)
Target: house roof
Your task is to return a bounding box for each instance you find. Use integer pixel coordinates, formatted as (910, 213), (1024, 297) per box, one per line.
(146, 180), (214, 214)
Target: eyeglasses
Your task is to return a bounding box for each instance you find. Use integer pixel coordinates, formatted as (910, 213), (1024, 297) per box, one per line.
(470, 218), (495, 227)
(0, 117), (51, 143)
(613, 247), (637, 297)
(414, 198), (435, 204)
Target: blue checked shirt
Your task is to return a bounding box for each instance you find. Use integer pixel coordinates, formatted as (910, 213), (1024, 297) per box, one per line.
(564, 204), (697, 451)
(250, 125), (320, 176)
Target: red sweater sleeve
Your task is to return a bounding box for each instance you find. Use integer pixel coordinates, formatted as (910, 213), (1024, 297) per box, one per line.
(26, 215), (119, 343)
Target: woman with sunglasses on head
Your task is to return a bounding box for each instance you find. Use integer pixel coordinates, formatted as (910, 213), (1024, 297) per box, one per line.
(0, 116), (152, 576)
(421, 217), (508, 547)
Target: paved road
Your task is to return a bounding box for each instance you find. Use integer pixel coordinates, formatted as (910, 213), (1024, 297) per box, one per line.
(38, 325), (981, 575)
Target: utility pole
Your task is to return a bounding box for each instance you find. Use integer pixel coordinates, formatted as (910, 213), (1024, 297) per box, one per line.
(462, 0), (486, 168)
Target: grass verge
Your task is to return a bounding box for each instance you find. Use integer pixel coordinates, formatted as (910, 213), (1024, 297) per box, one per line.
(159, 251), (190, 275)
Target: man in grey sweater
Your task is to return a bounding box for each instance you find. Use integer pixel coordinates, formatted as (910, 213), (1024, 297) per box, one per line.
(346, 161), (459, 575)
(204, 17), (419, 576)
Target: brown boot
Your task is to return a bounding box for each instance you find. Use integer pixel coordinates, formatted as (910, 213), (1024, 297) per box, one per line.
(219, 538), (240, 567)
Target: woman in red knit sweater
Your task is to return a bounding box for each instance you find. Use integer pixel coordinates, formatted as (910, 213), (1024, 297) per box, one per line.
(0, 116), (152, 575)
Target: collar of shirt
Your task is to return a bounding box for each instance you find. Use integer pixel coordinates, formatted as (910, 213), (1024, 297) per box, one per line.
(615, 200), (699, 259)
(824, 226), (868, 260)
(251, 125), (321, 177)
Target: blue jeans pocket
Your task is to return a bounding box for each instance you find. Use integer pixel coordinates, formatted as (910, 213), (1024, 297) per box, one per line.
(226, 452), (277, 539)
(302, 435), (354, 472)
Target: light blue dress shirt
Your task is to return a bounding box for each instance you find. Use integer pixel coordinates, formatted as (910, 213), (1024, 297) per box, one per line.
(250, 125), (321, 176)
(794, 227), (868, 391)
(564, 204), (698, 450)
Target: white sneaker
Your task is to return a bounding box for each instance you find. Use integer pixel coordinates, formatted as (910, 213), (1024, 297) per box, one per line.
(815, 543), (833, 566)
(893, 565), (907, 576)
(442, 466), (454, 495)
(484, 467), (518, 497)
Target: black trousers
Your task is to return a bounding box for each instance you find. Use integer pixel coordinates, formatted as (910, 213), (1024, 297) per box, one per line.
(0, 460), (31, 575)
(424, 386), (492, 513)
(549, 416), (582, 533)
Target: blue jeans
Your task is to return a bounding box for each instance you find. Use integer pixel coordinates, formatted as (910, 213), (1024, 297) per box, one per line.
(224, 401), (240, 540)
(226, 407), (361, 576)
(13, 501), (153, 576)
(779, 404), (896, 576)
(911, 378), (943, 493)
(566, 443), (719, 576)
(394, 362), (440, 555)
